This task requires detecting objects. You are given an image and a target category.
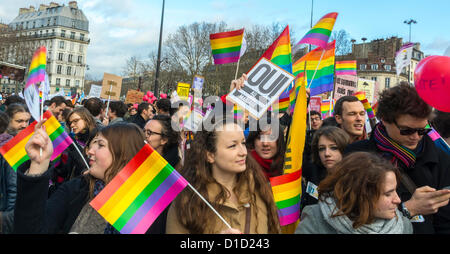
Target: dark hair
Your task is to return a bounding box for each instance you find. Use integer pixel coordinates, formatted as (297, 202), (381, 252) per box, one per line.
(334, 96), (359, 117)
(4, 95), (25, 107)
(321, 116), (339, 127)
(432, 110), (450, 139)
(65, 99), (74, 108)
(318, 152), (400, 229)
(311, 126), (350, 167)
(156, 98), (171, 114)
(84, 97), (103, 117)
(137, 102), (150, 115)
(309, 110), (322, 119)
(50, 96), (67, 107)
(377, 83), (432, 123)
(109, 101), (128, 118)
(151, 114), (180, 154)
(0, 111), (10, 133)
(6, 103), (29, 119)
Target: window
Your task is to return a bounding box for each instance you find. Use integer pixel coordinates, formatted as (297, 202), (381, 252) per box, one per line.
(56, 78), (61, 86)
(384, 65), (391, 71)
(70, 32), (75, 40)
(75, 80), (80, 87)
(61, 30), (65, 38)
(58, 53), (63, 61)
(67, 66), (72, 75)
(371, 64), (378, 70)
(57, 65), (62, 74)
(66, 79), (71, 87)
(77, 56), (82, 64)
(79, 45), (83, 53)
(371, 77), (377, 82)
(59, 41), (64, 49)
(385, 78), (391, 89)
(68, 54), (73, 62)
(360, 64), (367, 70)
(80, 33), (84, 41)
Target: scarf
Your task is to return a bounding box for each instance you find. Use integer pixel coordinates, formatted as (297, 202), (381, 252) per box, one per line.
(373, 123), (416, 169)
(319, 196), (406, 234)
(250, 150), (274, 179)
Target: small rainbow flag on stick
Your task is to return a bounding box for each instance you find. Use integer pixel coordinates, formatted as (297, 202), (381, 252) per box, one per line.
(353, 91), (375, 119)
(293, 12), (338, 52)
(427, 126), (450, 156)
(90, 144), (188, 234)
(0, 111), (73, 171)
(210, 29), (245, 65)
(336, 60), (357, 76)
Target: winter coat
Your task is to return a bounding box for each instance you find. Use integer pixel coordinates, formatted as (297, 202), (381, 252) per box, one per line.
(130, 114), (147, 129)
(345, 134), (450, 234)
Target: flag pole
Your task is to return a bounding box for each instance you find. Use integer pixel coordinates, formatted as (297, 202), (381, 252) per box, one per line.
(186, 182), (232, 229)
(39, 82), (43, 157)
(234, 58), (241, 80)
(307, 48), (326, 89)
(70, 128), (91, 170)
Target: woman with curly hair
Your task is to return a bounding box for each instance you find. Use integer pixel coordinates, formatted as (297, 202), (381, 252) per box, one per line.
(166, 116), (281, 234)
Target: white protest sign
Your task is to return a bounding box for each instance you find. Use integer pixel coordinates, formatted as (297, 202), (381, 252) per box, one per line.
(226, 58), (295, 119)
(183, 108), (204, 133)
(89, 85), (102, 98)
(192, 75), (205, 90)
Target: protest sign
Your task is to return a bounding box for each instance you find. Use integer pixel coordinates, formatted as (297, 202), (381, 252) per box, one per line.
(100, 73), (123, 101)
(183, 108), (205, 133)
(334, 75), (358, 100)
(226, 58), (295, 119)
(88, 85), (102, 98)
(177, 83), (191, 101)
(125, 90), (144, 104)
(357, 78), (376, 104)
(309, 96), (322, 113)
(192, 75), (205, 90)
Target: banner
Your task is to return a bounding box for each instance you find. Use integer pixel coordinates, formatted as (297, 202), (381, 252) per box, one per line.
(357, 78), (376, 104)
(100, 73), (123, 101)
(226, 58), (295, 119)
(395, 43), (414, 76)
(334, 75), (358, 100)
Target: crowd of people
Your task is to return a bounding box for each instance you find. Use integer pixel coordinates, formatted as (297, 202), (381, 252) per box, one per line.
(0, 76), (450, 235)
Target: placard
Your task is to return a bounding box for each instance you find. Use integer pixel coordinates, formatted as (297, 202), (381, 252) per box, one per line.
(192, 75), (205, 90)
(183, 108), (204, 133)
(88, 85), (102, 98)
(125, 90), (144, 104)
(309, 96), (322, 113)
(226, 58), (295, 119)
(357, 78), (376, 104)
(334, 75), (358, 100)
(100, 73), (123, 101)
(177, 82), (191, 101)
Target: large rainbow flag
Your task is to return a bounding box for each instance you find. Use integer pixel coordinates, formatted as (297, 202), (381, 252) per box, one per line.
(259, 26), (293, 112)
(210, 29), (245, 65)
(336, 60), (357, 76)
(293, 12), (338, 52)
(90, 144), (188, 234)
(270, 74), (307, 228)
(293, 40), (336, 96)
(0, 110), (73, 171)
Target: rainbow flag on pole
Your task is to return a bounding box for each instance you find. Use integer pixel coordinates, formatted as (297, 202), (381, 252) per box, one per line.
(90, 144), (188, 234)
(259, 26), (293, 112)
(353, 91), (375, 119)
(427, 126), (450, 156)
(210, 29), (245, 65)
(25, 46), (47, 121)
(0, 111), (73, 171)
(293, 12), (338, 52)
(336, 60), (357, 76)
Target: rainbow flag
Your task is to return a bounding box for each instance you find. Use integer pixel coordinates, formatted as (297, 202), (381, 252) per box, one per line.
(293, 41), (336, 96)
(233, 104), (243, 120)
(25, 46), (47, 89)
(0, 111), (73, 171)
(210, 29), (245, 65)
(353, 91), (375, 119)
(270, 75), (307, 227)
(259, 26), (293, 112)
(336, 60), (357, 76)
(294, 12), (338, 52)
(320, 99), (335, 119)
(427, 126), (450, 156)
(90, 144), (188, 234)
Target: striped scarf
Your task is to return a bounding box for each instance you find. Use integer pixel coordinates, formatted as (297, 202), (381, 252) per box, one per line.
(373, 123), (416, 169)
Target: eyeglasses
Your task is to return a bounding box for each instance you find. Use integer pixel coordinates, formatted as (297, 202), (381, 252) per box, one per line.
(69, 118), (82, 126)
(144, 129), (164, 137)
(393, 119), (432, 136)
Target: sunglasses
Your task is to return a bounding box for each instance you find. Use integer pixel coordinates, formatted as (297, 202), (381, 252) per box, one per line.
(393, 120), (432, 136)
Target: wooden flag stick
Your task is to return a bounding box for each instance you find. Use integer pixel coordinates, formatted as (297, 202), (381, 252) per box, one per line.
(307, 48), (326, 89)
(234, 58), (241, 80)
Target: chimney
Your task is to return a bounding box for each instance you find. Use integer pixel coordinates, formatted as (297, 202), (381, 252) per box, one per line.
(49, 2), (60, 8)
(29, 6), (35, 12)
(39, 4), (49, 11)
(19, 8), (30, 15)
(69, 1), (78, 9)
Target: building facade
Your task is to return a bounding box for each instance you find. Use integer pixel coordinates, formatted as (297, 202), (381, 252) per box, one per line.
(8, 1), (89, 94)
(337, 36), (424, 99)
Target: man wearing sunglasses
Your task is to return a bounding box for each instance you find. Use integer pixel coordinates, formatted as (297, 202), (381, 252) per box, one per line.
(345, 83), (450, 234)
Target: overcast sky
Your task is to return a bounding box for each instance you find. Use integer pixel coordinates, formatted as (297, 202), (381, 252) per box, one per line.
(1, 0), (449, 79)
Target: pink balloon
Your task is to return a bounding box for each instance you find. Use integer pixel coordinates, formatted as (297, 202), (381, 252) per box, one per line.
(147, 91), (151, 96)
(133, 104), (138, 109)
(415, 55), (450, 112)
(143, 95), (148, 101)
(160, 93), (167, 99)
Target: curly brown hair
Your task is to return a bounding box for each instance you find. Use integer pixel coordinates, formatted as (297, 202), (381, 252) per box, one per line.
(376, 82), (432, 123)
(174, 116), (281, 233)
(318, 152), (400, 229)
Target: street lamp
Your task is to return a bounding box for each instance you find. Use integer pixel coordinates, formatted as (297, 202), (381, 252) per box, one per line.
(154, 0), (165, 97)
(404, 19), (417, 43)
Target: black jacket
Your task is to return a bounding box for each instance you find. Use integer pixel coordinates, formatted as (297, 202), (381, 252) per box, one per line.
(345, 134), (450, 234)
(130, 114), (147, 129)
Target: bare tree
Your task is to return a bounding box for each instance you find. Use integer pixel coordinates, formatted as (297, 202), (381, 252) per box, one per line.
(330, 29), (352, 56)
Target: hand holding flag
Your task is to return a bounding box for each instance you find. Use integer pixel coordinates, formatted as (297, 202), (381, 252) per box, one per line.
(25, 118), (53, 174)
